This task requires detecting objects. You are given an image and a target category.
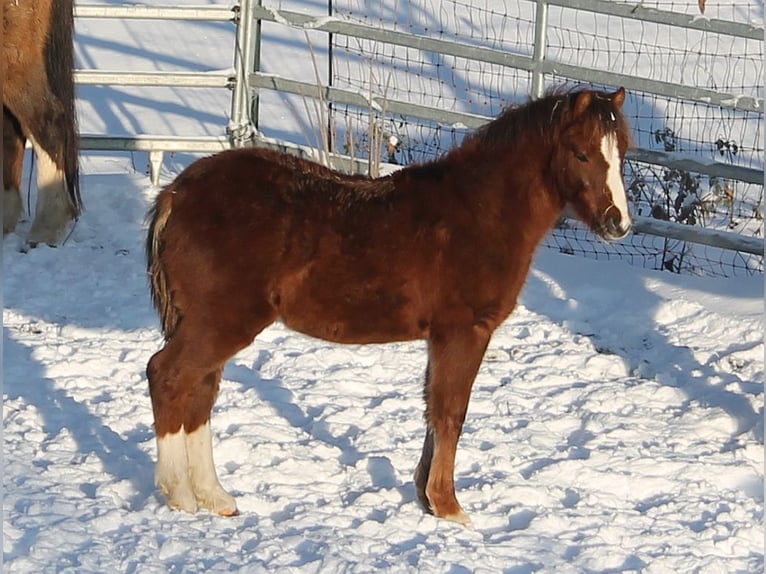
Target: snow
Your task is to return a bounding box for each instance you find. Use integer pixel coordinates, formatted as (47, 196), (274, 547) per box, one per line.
(3, 1), (764, 572)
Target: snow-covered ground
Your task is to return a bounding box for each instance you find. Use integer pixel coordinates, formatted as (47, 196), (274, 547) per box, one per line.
(4, 160), (763, 572)
(3, 0), (764, 572)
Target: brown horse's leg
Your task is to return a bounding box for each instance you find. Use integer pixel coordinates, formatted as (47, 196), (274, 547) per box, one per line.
(147, 337), (201, 513)
(414, 326), (490, 525)
(3, 108), (26, 235)
(6, 85), (76, 246)
(147, 313), (275, 515)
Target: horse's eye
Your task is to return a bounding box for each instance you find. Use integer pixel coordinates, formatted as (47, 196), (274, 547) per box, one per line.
(576, 152), (588, 163)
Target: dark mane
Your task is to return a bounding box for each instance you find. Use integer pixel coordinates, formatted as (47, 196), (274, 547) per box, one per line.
(461, 87), (631, 154)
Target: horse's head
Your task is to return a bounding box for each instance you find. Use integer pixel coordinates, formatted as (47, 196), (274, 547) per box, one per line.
(552, 88), (632, 242)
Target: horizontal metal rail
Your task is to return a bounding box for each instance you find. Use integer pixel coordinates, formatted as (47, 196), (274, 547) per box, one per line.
(74, 4), (237, 21)
(74, 70), (234, 88)
(544, 0), (762, 41)
(80, 134), (230, 153)
(632, 216), (763, 256)
(250, 72), (488, 129)
(628, 149), (763, 186)
(250, 5), (763, 113)
(249, 71), (764, 186)
(79, 135), (232, 185)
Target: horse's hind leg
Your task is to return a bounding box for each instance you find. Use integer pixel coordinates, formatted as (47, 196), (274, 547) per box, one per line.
(147, 314), (274, 515)
(148, 340), (236, 515)
(27, 131), (76, 246)
(147, 339), (202, 513)
(183, 368), (239, 516)
(6, 83), (77, 246)
(3, 108), (26, 236)
(414, 326), (490, 525)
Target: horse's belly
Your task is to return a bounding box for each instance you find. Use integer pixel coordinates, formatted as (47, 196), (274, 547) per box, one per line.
(276, 276), (429, 345)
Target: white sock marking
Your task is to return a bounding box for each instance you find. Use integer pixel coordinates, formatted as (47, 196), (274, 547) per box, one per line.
(27, 137), (74, 244)
(156, 428), (197, 512)
(185, 421), (237, 514)
(186, 421), (220, 491)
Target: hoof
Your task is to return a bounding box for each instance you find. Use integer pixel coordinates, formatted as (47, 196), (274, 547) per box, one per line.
(441, 509), (473, 527)
(160, 480), (198, 514)
(27, 225), (67, 248)
(166, 494), (199, 514)
(217, 506), (239, 517)
(195, 486), (238, 517)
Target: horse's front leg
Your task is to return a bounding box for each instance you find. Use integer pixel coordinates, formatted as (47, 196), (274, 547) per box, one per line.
(415, 326), (490, 525)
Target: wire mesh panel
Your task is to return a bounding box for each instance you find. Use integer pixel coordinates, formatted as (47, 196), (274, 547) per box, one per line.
(321, 0), (763, 277)
(252, 0), (763, 277)
(329, 0), (535, 165)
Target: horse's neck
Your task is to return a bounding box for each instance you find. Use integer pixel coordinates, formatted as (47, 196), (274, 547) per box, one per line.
(445, 143), (563, 237)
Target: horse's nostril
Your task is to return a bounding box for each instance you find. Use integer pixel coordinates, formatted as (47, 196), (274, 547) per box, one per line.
(600, 209), (631, 241)
(609, 218), (631, 239)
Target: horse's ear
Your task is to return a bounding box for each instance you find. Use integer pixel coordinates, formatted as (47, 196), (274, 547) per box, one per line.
(573, 91), (592, 117)
(612, 87), (626, 108)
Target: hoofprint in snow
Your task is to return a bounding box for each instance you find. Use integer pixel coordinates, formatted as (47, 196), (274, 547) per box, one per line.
(3, 158), (763, 572)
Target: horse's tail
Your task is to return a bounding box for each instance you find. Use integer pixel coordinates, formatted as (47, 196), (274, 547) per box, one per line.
(146, 189), (178, 340)
(48, 0), (82, 215)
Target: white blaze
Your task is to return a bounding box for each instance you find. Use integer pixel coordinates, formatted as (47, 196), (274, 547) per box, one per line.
(600, 133), (631, 230)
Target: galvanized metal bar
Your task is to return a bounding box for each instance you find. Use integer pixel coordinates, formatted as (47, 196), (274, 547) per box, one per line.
(250, 6), (537, 72)
(74, 4), (237, 21)
(628, 149), (763, 186)
(541, 61), (762, 113)
(248, 5), (762, 113)
(79, 135), (231, 153)
(249, 71), (763, 186)
(531, 0), (549, 99)
(543, 0), (763, 41)
(632, 216), (764, 256)
(249, 72), (488, 129)
(74, 70), (233, 88)
(230, 0), (260, 145)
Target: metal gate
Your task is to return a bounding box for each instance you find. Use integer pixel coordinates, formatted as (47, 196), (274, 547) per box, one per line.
(74, 1), (763, 275)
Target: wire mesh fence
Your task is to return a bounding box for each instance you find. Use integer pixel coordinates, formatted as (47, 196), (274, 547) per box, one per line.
(322, 0), (763, 277)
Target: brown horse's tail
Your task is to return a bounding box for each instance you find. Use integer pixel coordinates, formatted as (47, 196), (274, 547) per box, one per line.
(146, 189), (179, 340)
(48, 0), (82, 215)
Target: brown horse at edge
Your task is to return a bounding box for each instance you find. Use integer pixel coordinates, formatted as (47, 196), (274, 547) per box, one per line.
(146, 87), (632, 525)
(3, 0), (82, 245)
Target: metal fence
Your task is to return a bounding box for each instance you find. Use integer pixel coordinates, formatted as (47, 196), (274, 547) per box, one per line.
(74, 0), (763, 277)
(73, 3), (238, 181)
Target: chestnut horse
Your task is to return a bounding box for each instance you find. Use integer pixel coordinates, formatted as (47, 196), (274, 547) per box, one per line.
(3, 0), (82, 245)
(146, 87), (632, 525)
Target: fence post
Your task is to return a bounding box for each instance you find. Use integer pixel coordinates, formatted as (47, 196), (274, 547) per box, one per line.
(229, 0), (261, 147)
(531, 0), (548, 99)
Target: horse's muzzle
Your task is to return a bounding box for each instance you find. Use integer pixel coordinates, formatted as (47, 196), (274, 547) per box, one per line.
(599, 211), (632, 242)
